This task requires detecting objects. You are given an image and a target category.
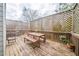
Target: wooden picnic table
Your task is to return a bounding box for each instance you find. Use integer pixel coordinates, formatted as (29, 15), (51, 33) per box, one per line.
(24, 32), (46, 48)
(28, 32), (46, 43)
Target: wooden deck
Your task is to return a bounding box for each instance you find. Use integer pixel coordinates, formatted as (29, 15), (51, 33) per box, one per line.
(5, 35), (75, 56)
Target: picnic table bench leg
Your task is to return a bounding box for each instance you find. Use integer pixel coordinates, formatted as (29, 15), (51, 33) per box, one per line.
(43, 38), (46, 43)
(43, 35), (46, 43)
(37, 40), (40, 47)
(33, 40), (40, 48)
(8, 40), (9, 45)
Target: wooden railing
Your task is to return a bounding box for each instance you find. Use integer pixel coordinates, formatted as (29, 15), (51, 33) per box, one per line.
(29, 31), (71, 42)
(6, 30), (28, 38)
(71, 33), (79, 56)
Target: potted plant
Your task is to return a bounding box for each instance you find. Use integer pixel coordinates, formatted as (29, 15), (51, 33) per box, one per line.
(60, 35), (75, 52)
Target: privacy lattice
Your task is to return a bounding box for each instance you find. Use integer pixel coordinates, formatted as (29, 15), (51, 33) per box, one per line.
(73, 4), (79, 34)
(30, 10), (73, 32)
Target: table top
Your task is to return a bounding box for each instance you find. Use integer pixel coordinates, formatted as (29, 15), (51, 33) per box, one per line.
(28, 32), (45, 37)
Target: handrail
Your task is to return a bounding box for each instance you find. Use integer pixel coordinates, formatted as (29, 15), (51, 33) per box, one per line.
(71, 33), (79, 39)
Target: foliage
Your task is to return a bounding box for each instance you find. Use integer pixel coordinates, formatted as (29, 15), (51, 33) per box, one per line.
(52, 16), (72, 32)
(53, 21), (62, 32)
(22, 6), (39, 21)
(57, 3), (76, 12)
(60, 35), (71, 44)
(61, 38), (70, 44)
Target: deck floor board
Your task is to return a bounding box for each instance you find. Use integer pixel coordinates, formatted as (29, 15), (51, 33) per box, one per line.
(5, 35), (75, 56)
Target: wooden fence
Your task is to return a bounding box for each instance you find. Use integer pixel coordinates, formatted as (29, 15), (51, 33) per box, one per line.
(30, 10), (73, 32)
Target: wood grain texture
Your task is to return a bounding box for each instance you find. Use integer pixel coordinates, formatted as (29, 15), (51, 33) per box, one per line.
(5, 35), (75, 56)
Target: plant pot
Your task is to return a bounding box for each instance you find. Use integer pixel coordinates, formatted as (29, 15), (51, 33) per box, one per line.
(66, 43), (70, 48)
(66, 43), (75, 52)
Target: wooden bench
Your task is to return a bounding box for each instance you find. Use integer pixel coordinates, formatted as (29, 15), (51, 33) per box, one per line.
(7, 37), (16, 45)
(24, 35), (40, 48)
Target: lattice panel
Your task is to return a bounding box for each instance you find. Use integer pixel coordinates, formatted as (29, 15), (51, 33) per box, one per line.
(29, 10), (73, 32)
(64, 16), (72, 32)
(73, 5), (79, 34)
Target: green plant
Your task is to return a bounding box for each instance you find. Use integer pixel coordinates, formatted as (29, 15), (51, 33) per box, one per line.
(53, 21), (62, 32)
(62, 38), (70, 44)
(60, 35), (71, 44)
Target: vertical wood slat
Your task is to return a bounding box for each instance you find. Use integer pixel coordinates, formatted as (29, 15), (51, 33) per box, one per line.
(75, 39), (79, 56)
(71, 33), (79, 56)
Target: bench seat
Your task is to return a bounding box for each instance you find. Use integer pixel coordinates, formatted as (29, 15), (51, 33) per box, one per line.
(24, 36), (38, 43)
(7, 37), (16, 45)
(24, 35), (40, 48)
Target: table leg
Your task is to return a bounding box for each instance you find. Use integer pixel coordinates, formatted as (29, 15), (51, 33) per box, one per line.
(36, 38), (40, 48)
(43, 35), (46, 43)
(43, 37), (46, 43)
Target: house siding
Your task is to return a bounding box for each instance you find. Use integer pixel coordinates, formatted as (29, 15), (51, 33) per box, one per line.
(0, 3), (6, 56)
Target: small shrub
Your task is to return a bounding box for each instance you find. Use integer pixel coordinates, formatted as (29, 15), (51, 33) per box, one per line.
(60, 35), (70, 44)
